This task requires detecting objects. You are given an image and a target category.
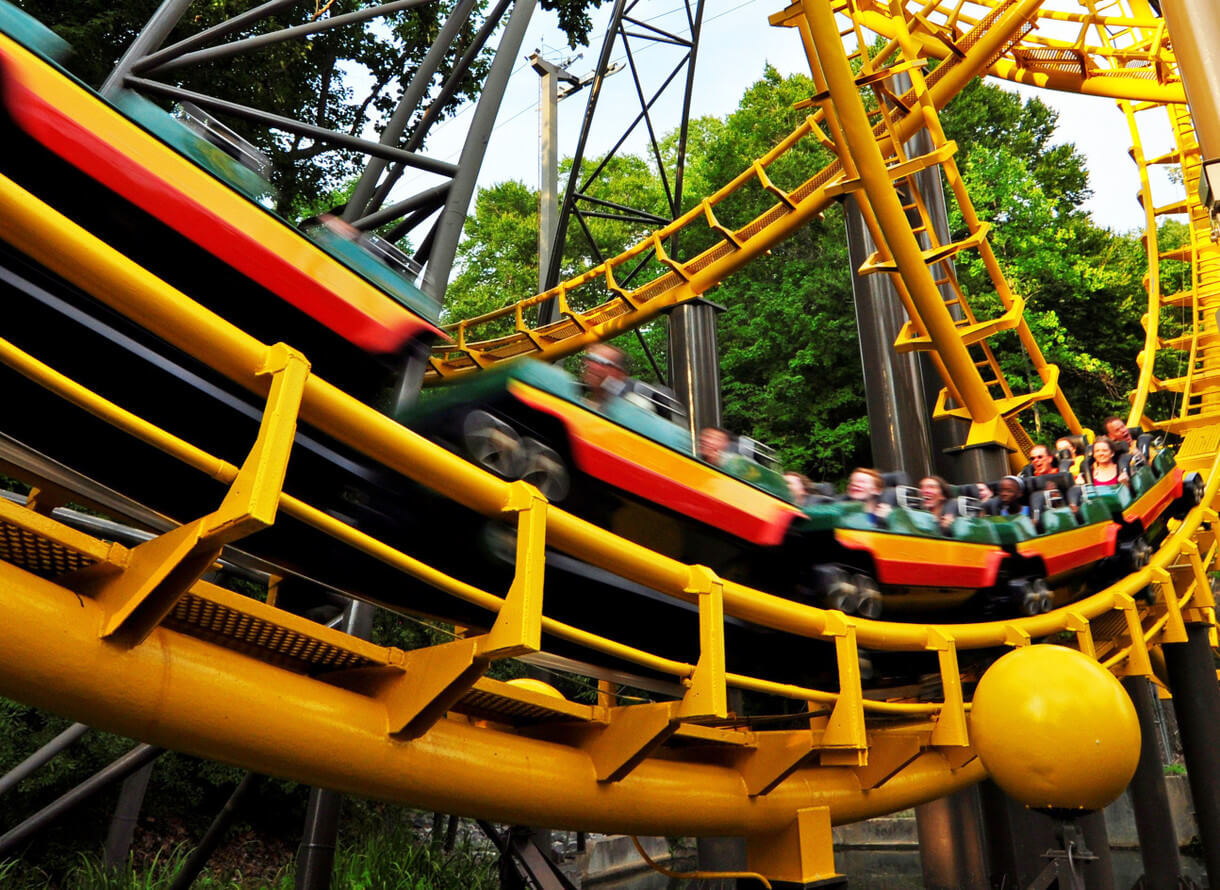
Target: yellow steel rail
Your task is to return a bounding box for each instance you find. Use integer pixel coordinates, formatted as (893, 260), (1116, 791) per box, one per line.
(0, 156), (1213, 661)
(5, 166), (1214, 657)
(0, 324), (1215, 840)
(424, 0), (1056, 398)
(850, 0), (1183, 104)
(1124, 95), (1220, 447)
(783, 0), (1081, 458)
(0, 192), (1217, 868)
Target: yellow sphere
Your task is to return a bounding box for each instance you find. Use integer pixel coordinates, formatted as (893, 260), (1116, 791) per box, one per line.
(971, 644), (1140, 811)
(505, 677), (566, 700)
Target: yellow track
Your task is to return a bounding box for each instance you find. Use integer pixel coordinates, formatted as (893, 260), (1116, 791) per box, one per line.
(0, 0), (1218, 882)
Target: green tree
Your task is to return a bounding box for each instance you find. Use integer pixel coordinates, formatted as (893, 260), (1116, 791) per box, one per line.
(444, 68), (1149, 479)
(942, 99), (1147, 437)
(674, 67), (867, 479)
(445, 154), (671, 377)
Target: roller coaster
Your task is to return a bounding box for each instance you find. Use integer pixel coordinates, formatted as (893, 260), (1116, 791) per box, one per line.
(0, 0), (1218, 886)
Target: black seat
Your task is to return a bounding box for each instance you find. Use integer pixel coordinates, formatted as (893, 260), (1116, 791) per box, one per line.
(1026, 472), (1073, 493)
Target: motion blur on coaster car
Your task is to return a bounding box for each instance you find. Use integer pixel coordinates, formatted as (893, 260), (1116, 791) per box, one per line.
(0, 3), (444, 404)
(399, 347), (1204, 624)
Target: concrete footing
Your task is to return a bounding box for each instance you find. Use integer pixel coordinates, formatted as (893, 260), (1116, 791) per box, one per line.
(581, 835), (682, 887)
(573, 777), (1197, 887)
(828, 776), (1198, 852)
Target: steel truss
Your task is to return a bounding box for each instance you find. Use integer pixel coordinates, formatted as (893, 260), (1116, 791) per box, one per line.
(101, 0), (537, 303)
(539, 0), (706, 382)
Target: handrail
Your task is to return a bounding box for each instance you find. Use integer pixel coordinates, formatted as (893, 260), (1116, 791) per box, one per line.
(424, 0), (1054, 385)
(1, 167), (1217, 685)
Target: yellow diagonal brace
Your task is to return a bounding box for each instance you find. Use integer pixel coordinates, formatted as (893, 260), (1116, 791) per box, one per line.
(82, 518), (221, 646)
(1151, 567), (1189, 644)
(79, 345), (309, 645)
(677, 566), (728, 721)
(821, 613), (867, 765)
(1180, 539), (1216, 610)
(1116, 593), (1154, 677)
(205, 343), (309, 545)
(926, 630), (969, 748)
(1066, 612), (1096, 660)
(853, 733), (924, 790)
(479, 482), (546, 659)
(737, 730), (818, 797)
(585, 701), (681, 783)
(362, 483), (547, 738)
(379, 639), (485, 739)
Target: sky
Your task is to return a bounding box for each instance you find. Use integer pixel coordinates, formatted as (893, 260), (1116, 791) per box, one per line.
(387, 0), (1183, 240)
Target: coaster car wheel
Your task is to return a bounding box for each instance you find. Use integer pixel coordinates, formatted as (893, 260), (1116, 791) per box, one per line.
(462, 409), (524, 479)
(852, 573), (883, 619)
(1173, 472), (1205, 519)
(1125, 536), (1153, 572)
(520, 437), (570, 502)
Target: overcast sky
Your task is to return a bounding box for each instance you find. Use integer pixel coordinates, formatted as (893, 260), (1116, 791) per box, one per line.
(393, 0), (1183, 238)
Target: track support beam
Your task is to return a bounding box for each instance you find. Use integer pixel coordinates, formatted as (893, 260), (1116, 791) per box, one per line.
(0, 744), (165, 858)
(1121, 675), (1183, 888)
(745, 806), (842, 886)
(1162, 623), (1220, 886)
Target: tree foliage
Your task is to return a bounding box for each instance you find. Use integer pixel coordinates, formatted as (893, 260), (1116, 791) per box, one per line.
(441, 71), (1149, 479)
(940, 86), (1146, 437)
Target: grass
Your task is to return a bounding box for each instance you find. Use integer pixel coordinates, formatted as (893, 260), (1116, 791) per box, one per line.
(0, 816), (498, 890)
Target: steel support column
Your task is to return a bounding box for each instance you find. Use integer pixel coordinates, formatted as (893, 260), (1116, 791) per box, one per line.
(1078, 810), (1116, 890)
(1121, 675), (1183, 888)
(0, 722), (89, 798)
(1162, 623), (1220, 885)
(1160, 0), (1220, 161)
(100, 0), (194, 97)
(694, 836), (746, 890)
(843, 195), (935, 478)
(103, 761), (156, 868)
(342, 0), (481, 223)
(169, 773), (260, 890)
(532, 55), (578, 301)
(979, 780), (1056, 888)
(420, 0), (537, 303)
(0, 744), (165, 858)
(294, 599), (375, 890)
(903, 126), (993, 483)
(542, 0), (629, 300)
(914, 786), (988, 889)
(668, 300), (721, 440)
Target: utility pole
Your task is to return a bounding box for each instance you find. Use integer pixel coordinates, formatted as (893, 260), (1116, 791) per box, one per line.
(531, 53), (583, 297)
(531, 53), (619, 318)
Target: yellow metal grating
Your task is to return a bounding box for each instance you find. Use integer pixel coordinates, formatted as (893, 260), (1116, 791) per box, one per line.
(1178, 427), (1220, 467)
(454, 687), (587, 726)
(0, 518), (97, 578)
(1088, 609), (1131, 646)
(165, 592), (378, 674)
